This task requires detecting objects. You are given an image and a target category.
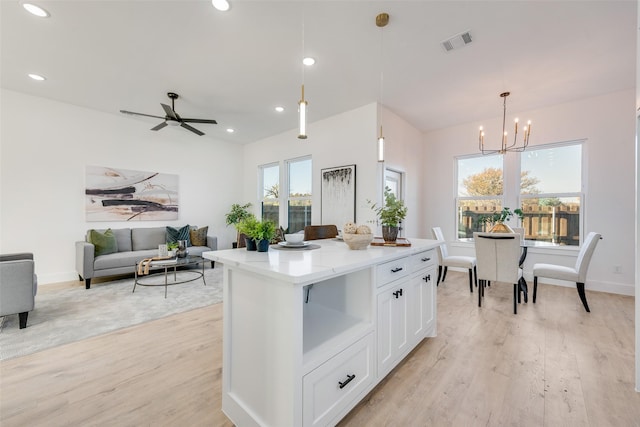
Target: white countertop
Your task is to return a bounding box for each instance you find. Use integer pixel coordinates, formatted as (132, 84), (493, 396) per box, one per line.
(202, 237), (441, 285)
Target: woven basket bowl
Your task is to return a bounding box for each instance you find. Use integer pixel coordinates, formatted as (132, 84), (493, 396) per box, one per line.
(343, 233), (373, 250)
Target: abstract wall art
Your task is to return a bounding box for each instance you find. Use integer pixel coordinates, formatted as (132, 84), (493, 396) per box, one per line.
(321, 164), (356, 227)
(85, 166), (178, 221)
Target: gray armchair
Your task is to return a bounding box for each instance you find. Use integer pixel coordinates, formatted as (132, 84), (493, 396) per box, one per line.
(0, 253), (38, 328)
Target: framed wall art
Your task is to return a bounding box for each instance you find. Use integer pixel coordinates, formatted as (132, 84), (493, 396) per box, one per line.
(85, 165), (179, 221)
(321, 164), (356, 227)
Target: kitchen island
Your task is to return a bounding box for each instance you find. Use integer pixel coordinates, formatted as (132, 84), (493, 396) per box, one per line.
(202, 237), (441, 427)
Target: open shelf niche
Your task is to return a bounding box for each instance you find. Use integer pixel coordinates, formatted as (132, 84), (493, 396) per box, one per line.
(302, 268), (373, 369)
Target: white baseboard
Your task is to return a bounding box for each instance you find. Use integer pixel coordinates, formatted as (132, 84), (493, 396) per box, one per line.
(445, 266), (635, 296)
(38, 271), (80, 286)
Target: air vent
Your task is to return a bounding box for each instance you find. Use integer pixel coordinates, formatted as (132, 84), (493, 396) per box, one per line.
(441, 30), (473, 52)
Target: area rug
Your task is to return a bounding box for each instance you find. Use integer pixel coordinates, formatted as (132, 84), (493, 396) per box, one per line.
(0, 267), (223, 360)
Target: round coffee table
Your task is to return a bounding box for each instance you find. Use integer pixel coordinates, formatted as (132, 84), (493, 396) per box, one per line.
(133, 255), (206, 298)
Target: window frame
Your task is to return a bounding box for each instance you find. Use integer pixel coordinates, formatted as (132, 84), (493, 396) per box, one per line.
(454, 153), (505, 238)
(518, 140), (585, 246)
(285, 155), (312, 233)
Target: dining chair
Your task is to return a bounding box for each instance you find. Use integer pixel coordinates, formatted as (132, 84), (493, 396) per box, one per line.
(304, 225), (338, 241)
(431, 227), (477, 292)
(532, 232), (601, 312)
(473, 232), (522, 314)
(511, 227), (525, 242)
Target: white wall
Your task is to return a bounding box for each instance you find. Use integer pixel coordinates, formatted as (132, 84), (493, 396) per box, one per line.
(0, 89), (244, 284)
(380, 106), (426, 238)
(241, 103), (425, 237)
(424, 89), (636, 296)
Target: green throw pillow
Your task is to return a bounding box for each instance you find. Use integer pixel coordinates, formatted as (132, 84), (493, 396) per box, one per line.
(89, 229), (118, 257)
(190, 226), (208, 247)
(166, 225), (191, 246)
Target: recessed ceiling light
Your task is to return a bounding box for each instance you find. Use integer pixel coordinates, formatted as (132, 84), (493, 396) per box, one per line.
(226, 128), (235, 133)
(275, 106), (285, 113)
(302, 57), (315, 66)
(22, 2), (50, 17)
(28, 73), (46, 81)
(211, 0), (230, 11)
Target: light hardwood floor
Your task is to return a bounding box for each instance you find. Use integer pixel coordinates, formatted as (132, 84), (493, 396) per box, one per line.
(1, 272), (638, 426)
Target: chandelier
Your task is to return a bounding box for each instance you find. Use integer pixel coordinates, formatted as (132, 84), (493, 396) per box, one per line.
(479, 92), (531, 154)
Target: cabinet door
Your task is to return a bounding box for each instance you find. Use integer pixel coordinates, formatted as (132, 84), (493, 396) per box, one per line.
(377, 282), (408, 378)
(423, 266), (437, 336)
(408, 266), (437, 345)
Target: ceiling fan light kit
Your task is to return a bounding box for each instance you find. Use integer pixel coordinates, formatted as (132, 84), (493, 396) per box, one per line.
(120, 92), (217, 136)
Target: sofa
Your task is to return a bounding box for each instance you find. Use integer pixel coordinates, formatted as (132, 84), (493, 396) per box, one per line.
(76, 226), (217, 289)
(0, 253), (38, 328)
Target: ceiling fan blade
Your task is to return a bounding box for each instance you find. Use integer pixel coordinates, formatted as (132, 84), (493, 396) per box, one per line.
(160, 103), (179, 120)
(180, 118), (218, 124)
(151, 122), (168, 131)
(120, 110), (165, 120)
(180, 122), (205, 136)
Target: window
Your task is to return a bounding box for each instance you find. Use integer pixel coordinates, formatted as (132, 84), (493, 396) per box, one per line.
(456, 154), (503, 238)
(287, 157), (312, 233)
(519, 142), (583, 245)
(260, 162), (279, 225)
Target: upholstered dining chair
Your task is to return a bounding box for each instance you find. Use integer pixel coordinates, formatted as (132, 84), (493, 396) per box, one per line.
(431, 227), (477, 292)
(0, 253), (38, 328)
(473, 232), (522, 314)
(304, 225), (338, 241)
(533, 232), (601, 312)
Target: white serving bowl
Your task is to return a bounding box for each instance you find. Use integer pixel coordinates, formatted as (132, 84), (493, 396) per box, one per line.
(342, 233), (373, 250)
(285, 233), (305, 244)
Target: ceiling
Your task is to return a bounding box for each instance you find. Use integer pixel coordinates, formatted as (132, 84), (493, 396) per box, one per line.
(1, 1), (636, 144)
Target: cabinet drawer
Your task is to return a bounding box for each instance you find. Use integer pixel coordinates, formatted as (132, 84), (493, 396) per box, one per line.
(376, 258), (410, 287)
(303, 333), (374, 427)
(410, 249), (437, 273)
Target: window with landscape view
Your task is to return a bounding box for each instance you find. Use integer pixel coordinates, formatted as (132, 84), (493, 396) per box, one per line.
(260, 162), (279, 225)
(519, 142), (583, 246)
(287, 156), (312, 233)
(455, 141), (584, 245)
(456, 154), (504, 238)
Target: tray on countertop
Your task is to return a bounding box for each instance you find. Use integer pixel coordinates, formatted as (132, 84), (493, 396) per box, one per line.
(371, 237), (411, 247)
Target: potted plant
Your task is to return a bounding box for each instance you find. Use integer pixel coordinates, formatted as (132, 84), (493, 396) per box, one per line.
(225, 203), (253, 248)
(368, 186), (408, 242)
(253, 219), (277, 252)
(166, 241), (178, 257)
(478, 207), (523, 233)
(236, 215), (259, 251)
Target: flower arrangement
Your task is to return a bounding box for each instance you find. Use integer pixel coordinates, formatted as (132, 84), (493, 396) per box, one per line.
(477, 207), (523, 226)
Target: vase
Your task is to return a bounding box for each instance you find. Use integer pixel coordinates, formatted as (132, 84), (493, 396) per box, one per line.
(489, 222), (514, 233)
(176, 240), (188, 258)
(245, 237), (257, 251)
(382, 225), (399, 242)
(256, 239), (270, 252)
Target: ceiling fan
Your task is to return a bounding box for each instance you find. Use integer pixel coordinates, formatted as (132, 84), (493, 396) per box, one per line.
(120, 92), (217, 136)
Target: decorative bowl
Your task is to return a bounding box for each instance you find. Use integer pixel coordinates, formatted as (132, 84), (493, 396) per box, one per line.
(342, 233), (373, 250)
(285, 233), (304, 244)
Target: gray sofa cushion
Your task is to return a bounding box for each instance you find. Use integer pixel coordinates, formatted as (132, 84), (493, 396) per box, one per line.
(87, 228), (132, 252)
(94, 249), (158, 270)
(132, 227), (166, 251)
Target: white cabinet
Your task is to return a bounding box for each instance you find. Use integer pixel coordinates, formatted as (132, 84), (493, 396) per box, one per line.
(377, 249), (437, 378)
(203, 238), (440, 427)
(376, 280), (409, 378)
(303, 333), (374, 427)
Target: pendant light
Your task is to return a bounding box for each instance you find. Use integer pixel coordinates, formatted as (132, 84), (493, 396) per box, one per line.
(376, 13), (389, 161)
(298, 14), (308, 140)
